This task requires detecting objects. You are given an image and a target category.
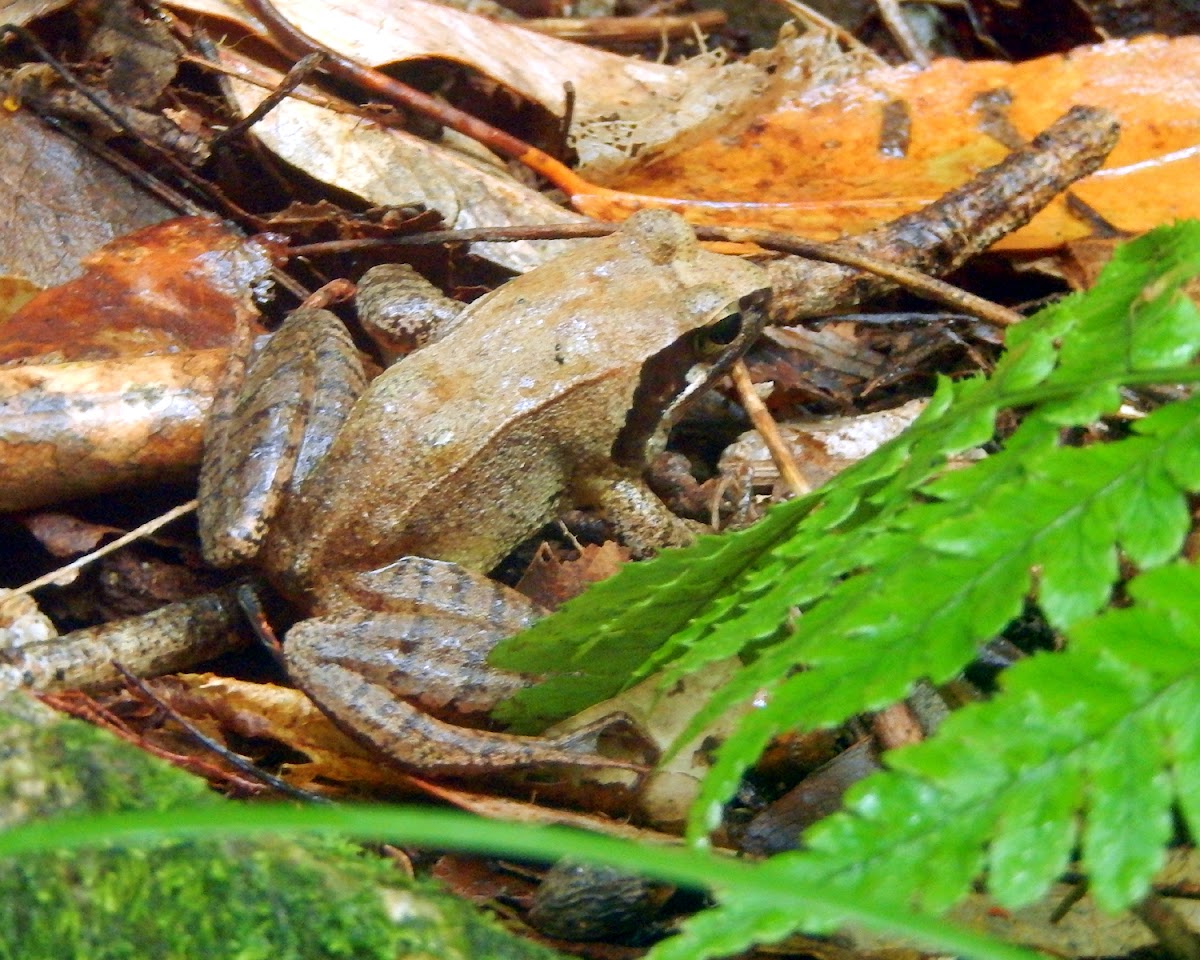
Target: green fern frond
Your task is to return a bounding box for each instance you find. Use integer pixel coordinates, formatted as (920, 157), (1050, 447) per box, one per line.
(647, 561), (1200, 960)
(493, 223), (1200, 838)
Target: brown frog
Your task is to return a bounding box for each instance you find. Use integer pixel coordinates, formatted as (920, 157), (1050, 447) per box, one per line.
(198, 210), (770, 776)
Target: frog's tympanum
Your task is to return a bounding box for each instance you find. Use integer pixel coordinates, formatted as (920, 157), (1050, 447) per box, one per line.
(198, 210), (770, 777)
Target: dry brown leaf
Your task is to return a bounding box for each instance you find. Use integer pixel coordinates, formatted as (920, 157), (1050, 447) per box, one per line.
(192, 0), (679, 116)
(0, 111), (174, 288)
(18, 512), (122, 557)
(719, 398), (928, 496)
(515, 541), (630, 611)
(588, 36), (1200, 250)
(1056, 235), (1124, 289)
(171, 0), (846, 176)
(432, 854), (536, 906)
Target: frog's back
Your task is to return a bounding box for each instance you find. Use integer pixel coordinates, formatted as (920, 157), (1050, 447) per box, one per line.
(266, 210), (768, 590)
(270, 305), (636, 585)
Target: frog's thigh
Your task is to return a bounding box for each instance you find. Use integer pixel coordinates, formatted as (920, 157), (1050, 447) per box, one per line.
(595, 477), (697, 557)
(297, 557), (543, 716)
(356, 264), (466, 359)
(322, 556), (543, 632)
(285, 606), (528, 717)
(199, 308), (365, 566)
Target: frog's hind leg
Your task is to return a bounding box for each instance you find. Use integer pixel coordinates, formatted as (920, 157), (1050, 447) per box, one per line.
(288, 644), (645, 777)
(287, 557), (649, 776)
(199, 309), (366, 566)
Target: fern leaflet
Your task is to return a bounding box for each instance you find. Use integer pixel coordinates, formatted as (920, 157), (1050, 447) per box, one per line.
(648, 561), (1200, 959)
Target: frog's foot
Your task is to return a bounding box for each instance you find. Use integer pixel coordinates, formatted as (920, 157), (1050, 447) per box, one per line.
(287, 645), (648, 777)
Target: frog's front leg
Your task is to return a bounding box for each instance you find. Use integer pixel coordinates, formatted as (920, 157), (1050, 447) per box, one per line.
(355, 264), (468, 362)
(591, 475), (699, 557)
(286, 557), (647, 777)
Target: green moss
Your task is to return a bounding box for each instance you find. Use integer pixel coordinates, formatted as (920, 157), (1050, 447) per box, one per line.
(0, 696), (560, 960)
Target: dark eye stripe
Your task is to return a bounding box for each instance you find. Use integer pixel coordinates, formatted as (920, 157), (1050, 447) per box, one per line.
(609, 331), (702, 469)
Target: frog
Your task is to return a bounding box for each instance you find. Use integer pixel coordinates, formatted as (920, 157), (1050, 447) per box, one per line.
(197, 210), (771, 777)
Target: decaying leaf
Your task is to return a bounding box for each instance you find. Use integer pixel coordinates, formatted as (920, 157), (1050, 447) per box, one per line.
(171, 0), (859, 176)
(0, 217), (277, 507)
(18, 512), (123, 558)
(0, 349), (224, 510)
(718, 398), (929, 497)
(0, 217), (273, 365)
(514, 542), (630, 612)
(212, 46), (580, 273)
(589, 36), (1200, 249)
(144, 674), (423, 794)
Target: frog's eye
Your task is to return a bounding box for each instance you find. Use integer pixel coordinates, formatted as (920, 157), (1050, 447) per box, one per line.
(694, 309), (744, 356)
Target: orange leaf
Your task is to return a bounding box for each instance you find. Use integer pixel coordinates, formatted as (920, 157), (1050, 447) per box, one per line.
(0, 217), (274, 364)
(576, 36), (1200, 251)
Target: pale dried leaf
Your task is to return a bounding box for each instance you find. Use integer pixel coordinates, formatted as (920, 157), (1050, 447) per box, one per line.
(550, 659), (750, 831)
(217, 48), (579, 272)
(180, 0), (680, 116)
(172, 0), (862, 181)
(719, 398), (928, 495)
(153, 674), (421, 793)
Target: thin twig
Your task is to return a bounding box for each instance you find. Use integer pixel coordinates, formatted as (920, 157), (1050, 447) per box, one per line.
(12, 500), (198, 598)
(210, 51), (325, 149)
(729, 360), (810, 497)
(874, 0), (931, 67)
(290, 220), (1021, 328)
(178, 51), (371, 116)
(703, 226), (1024, 327)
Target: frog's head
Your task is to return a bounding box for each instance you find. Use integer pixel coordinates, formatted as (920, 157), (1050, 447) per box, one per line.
(607, 210), (771, 468)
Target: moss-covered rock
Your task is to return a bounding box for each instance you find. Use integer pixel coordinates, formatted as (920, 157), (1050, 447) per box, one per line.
(0, 694), (561, 960)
